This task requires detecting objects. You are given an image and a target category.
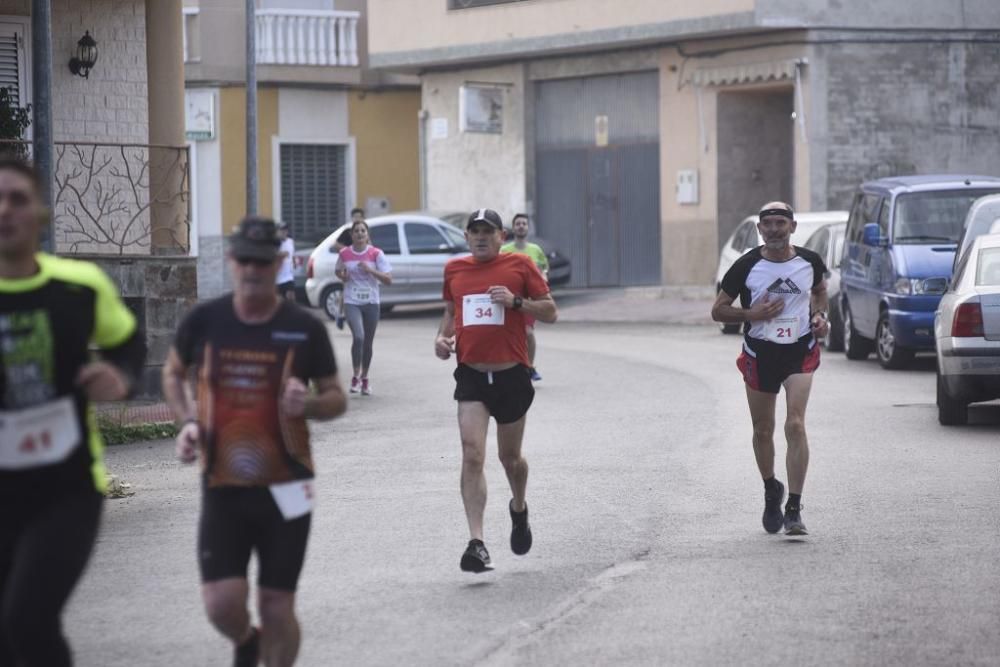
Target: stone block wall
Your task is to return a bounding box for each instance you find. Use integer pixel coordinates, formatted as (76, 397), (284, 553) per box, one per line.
(51, 0), (149, 144)
(88, 255), (198, 399)
(822, 38), (1000, 209)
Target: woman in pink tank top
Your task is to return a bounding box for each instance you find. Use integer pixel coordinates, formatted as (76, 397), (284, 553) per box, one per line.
(334, 220), (393, 395)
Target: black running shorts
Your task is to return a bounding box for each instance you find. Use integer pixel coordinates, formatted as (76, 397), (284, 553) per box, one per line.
(737, 334), (820, 394)
(198, 486), (311, 591)
(453, 364), (534, 424)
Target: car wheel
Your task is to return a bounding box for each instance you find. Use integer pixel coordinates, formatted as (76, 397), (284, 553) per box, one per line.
(379, 304), (395, 315)
(875, 309), (914, 369)
(320, 285), (343, 321)
(842, 300), (873, 360)
(824, 304), (845, 352)
(936, 368), (968, 426)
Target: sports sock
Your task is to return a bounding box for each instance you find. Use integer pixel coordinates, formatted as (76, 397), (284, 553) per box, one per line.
(786, 493), (802, 509)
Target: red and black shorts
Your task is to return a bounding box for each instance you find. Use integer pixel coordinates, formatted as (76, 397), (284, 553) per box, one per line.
(453, 364), (534, 424)
(737, 335), (820, 394)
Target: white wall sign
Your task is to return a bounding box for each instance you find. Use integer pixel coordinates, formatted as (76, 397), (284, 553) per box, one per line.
(676, 169), (699, 205)
(431, 117), (449, 140)
(185, 90), (216, 141)
(459, 84), (503, 134)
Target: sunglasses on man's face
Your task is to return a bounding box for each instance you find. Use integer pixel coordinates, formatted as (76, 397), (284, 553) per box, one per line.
(235, 256), (273, 267)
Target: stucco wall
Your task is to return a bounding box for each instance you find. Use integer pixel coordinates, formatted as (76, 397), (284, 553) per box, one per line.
(422, 64), (526, 223)
(348, 88), (420, 214)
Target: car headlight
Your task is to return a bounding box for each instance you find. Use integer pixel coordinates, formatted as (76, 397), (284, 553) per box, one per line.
(894, 277), (949, 295)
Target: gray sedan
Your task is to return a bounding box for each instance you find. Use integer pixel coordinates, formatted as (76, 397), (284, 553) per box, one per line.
(934, 232), (1000, 425)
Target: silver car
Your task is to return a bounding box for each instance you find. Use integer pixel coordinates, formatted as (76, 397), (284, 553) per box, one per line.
(803, 222), (847, 350)
(934, 232), (1000, 425)
(305, 213), (470, 319)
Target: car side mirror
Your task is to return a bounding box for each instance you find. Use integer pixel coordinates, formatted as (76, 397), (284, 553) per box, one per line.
(862, 223), (885, 247)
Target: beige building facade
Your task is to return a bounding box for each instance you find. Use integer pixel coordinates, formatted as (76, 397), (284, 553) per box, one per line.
(183, 0), (421, 298)
(369, 0), (1000, 286)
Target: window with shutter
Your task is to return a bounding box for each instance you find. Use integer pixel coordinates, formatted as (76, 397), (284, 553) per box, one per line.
(279, 143), (348, 244)
(0, 23), (25, 107)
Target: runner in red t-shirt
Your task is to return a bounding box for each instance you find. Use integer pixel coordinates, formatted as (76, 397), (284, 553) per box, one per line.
(435, 208), (557, 573)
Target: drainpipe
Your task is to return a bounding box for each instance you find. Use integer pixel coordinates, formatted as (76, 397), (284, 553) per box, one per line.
(417, 109), (428, 210)
(245, 0), (258, 214)
(31, 0), (54, 249)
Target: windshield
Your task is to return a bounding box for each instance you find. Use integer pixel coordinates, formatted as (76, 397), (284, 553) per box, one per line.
(893, 189), (1000, 244)
(976, 247), (1000, 286)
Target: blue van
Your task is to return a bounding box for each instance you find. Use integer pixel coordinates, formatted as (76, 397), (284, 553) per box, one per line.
(840, 175), (1000, 369)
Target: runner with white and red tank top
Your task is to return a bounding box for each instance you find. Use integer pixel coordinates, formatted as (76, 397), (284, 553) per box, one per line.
(335, 220), (393, 395)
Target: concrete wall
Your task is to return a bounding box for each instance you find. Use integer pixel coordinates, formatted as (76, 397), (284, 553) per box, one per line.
(348, 88), (421, 214)
(820, 38), (1000, 210)
(422, 63), (526, 222)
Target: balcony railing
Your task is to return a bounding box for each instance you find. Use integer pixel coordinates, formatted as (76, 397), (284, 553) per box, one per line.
(256, 9), (360, 66)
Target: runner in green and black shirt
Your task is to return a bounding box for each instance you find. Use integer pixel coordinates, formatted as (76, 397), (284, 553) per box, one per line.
(0, 158), (145, 667)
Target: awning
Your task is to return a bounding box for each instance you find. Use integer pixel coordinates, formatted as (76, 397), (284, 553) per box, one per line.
(689, 58), (804, 87)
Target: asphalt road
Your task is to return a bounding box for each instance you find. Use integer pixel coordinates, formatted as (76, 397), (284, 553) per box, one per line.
(67, 310), (1000, 666)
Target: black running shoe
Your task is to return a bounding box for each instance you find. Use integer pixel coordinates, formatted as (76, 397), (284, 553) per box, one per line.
(762, 479), (785, 534)
(460, 539), (494, 573)
(784, 505), (808, 535)
(233, 626), (259, 667)
(509, 500), (533, 555)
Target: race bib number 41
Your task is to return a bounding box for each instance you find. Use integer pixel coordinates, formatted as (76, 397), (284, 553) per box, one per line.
(463, 294), (505, 327)
(765, 316), (800, 344)
(0, 397), (81, 470)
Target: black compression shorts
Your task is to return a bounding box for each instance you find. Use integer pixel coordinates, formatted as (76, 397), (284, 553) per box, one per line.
(198, 486), (311, 591)
(453, 364), (534, 424)
(737, 334), (820, 394)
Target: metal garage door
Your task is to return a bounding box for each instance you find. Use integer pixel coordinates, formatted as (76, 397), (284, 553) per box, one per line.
(535, 71), (660, 287)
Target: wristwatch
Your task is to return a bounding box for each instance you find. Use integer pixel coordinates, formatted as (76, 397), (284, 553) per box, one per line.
(512, 296), (523, 310)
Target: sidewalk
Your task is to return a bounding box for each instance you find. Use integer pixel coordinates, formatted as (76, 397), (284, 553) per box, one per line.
(552, 285), (716, 325)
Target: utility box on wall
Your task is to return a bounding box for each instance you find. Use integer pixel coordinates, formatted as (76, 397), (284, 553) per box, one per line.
(676, 169), (699, 205)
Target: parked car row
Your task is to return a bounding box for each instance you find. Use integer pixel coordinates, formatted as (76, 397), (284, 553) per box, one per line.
(302, 211), (572, 320)
(714, 176), (1000, 426)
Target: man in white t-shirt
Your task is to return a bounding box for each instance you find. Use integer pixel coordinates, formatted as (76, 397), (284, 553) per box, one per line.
(275, 222), (295, 300)
(710, 201), (830, 537)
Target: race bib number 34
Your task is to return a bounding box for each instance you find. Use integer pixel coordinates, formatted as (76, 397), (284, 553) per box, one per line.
(463, 294), (505, 327)
(766, 316), (800, 344)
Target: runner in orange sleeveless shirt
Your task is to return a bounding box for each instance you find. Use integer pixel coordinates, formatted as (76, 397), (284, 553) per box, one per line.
(434, 209), (557, 573)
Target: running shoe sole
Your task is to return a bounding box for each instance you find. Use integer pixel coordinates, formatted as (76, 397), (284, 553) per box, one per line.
(784, 522), (808, 536)
(460, 553), (494, 573)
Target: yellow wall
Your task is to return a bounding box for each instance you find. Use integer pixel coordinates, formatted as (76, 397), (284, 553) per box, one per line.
(348, 89), (422, 213)
(219, 86), (280, 234)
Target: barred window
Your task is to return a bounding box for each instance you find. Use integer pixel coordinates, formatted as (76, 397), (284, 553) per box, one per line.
(279, 143), (347, 243)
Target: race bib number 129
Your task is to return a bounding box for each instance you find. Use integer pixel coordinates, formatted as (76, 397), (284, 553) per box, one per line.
(463, 294), (505, 327)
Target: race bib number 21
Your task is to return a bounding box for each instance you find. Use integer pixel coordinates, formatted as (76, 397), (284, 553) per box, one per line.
(463, 294), (505, 327)
(765, 316), (799, 344)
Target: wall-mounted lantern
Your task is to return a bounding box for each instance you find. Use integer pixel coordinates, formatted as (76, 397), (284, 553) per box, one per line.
(68, 31), (98, 79)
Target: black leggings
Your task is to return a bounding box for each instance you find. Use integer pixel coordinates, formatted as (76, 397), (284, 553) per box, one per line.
(345, 303), (380, 373)
(0, 492), (103, 667)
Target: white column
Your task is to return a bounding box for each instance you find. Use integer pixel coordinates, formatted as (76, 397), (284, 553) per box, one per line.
(347, 16), (359, 66)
